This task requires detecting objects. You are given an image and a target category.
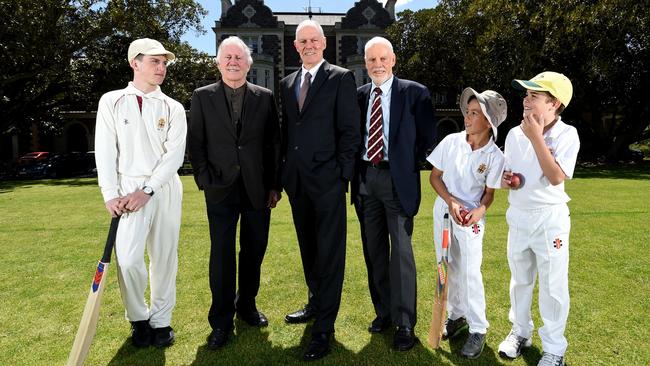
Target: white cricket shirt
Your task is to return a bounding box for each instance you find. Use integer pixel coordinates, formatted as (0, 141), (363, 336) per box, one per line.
(427, 131), (505, 209)
(504, 117), (580, 208)
(95, 82), (187, 202)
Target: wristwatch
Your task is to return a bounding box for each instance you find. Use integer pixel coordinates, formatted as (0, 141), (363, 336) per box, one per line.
(142, 186), (154, 196)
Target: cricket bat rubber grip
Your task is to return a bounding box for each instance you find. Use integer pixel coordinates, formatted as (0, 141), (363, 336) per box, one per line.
(100, 217), (120, 263)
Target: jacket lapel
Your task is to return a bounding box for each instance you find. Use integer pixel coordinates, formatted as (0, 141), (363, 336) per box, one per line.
(240, 82), (260, 138)
(360, 84), (371, 136)
(209, 80), (236, 138)
(286, 70), (300, 115)
(389, 77), (404, 148)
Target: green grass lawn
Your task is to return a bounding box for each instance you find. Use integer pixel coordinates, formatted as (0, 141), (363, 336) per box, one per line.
(0, 166), (648, 365)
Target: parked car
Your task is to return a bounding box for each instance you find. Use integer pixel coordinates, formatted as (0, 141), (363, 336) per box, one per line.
(16, 152), (95, 179)
(17, 151), (50, 165)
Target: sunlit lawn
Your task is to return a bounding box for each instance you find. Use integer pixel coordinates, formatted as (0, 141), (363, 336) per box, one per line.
(0, 166), (648, 365)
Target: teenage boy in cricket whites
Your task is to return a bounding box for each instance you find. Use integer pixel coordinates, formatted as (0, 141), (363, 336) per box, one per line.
(498, 72), (579, 366)
(95, 38), (186, 348)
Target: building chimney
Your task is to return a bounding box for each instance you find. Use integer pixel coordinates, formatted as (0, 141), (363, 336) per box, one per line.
(384, 0), (396, 19)
(221, 0), (232, 18)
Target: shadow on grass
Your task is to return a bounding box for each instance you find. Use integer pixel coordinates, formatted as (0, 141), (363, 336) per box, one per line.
(521, 345), (543, 366)
(187, 321), (454, 365)
(100, 322), (545, 365)
(190, 320), (279, 365)
(574, 163), (650, 180)
(106, 339), (166, 366)
(432, 329), (542, 365)
(0, 177), (97, 193)
(185, 323), (549, 365)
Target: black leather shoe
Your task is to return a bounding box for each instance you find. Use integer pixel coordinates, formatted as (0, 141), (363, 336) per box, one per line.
(207, 328), (232, 349)
(393, 327), (416, 351)
(130, 320), (152, 348)
(152, 326), (175, 348)
(237, 310), (269, 327)
(303, 333), (330, 361)
(285, 304), (314, 324)
(442, 317), (468, 340)
(368, 317), (392, 333)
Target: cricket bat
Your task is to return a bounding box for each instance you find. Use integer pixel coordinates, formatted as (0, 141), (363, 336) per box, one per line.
(66, 216), (120, 366)
(428, 212), (450, 349)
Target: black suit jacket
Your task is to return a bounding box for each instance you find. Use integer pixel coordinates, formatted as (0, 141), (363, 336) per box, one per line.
(188, 80), (281, 210)
(353, 77), (436, 217)
(279, 61), (361, 196)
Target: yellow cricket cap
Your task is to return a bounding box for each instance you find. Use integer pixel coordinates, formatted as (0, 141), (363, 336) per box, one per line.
(512, 71), (573, 107)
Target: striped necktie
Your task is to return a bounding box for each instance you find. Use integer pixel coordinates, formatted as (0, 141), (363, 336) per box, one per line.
(367, 87), (384, 164)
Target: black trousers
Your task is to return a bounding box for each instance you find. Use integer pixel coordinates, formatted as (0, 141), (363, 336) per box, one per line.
(289, 179), (347, 334)
(206, 182), (270, 330)
(354, 166), (417, 328)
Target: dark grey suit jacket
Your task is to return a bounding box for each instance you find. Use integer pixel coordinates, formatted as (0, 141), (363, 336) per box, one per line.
(279, 61), (360, 197)
(188, 80), (281, 210)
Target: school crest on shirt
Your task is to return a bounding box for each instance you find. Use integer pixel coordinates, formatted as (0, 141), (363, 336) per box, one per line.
(157, 118), (166, 130)
(477, 163), (487, 174)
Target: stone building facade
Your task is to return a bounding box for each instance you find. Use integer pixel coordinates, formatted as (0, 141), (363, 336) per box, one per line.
(214, 1), (463, 142)
(215, 0), (398, 91)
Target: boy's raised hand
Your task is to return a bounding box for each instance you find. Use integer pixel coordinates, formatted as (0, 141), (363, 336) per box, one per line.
(520, 112), (545, 141)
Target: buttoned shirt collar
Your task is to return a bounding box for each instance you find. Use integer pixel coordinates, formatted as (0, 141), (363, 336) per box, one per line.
(371, 75), (394, 97)
(301, 59), (325, 85)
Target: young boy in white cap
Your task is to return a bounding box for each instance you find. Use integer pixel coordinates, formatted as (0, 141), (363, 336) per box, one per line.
(497, 72), (579, 366)
(427, 87), (507, 359)
(94, 38), (186, 348)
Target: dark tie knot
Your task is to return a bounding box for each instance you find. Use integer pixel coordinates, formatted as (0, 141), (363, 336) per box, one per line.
(304, 73), (312, 82)
(374, 87), (382, 95)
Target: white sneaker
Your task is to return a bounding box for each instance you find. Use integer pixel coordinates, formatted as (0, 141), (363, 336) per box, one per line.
(537, 352), (565, 366)
(498, 330), (532, 359)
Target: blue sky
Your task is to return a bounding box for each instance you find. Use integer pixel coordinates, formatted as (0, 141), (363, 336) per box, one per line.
(182, 0), (435, 55)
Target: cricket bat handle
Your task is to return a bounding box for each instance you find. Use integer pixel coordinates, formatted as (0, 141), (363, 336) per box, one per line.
(101, 216), (120, 263)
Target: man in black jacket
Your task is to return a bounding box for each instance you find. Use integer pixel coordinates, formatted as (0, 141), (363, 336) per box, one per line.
(188, 36), (281, 349)
(279, 19), (360, 361)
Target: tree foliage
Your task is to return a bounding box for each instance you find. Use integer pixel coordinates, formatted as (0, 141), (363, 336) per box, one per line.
(388, 0), (650, 160)
(1, 0), (216, 136)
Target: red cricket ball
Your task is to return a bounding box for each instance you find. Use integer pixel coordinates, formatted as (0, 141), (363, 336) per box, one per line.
(459, 209), (470, 225)
(509, 173), (522, 189)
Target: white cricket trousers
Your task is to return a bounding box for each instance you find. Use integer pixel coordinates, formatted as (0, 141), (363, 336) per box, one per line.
(434, 198), (489, 334)
(506, 203), (570, 356)
(114, 174), (182, 328)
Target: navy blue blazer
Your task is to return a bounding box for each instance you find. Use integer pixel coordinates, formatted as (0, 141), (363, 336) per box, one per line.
(353, 77), (436, 217)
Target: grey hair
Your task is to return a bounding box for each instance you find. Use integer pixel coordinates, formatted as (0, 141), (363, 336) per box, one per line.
(364, 36), (394, 55)
(295, 19), (325, 39)
(216, 36), (253, 66)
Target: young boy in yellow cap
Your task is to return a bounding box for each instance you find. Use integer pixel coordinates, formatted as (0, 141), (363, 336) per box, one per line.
(427, 87), (507, 359)
(497, 72), (579, 366)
